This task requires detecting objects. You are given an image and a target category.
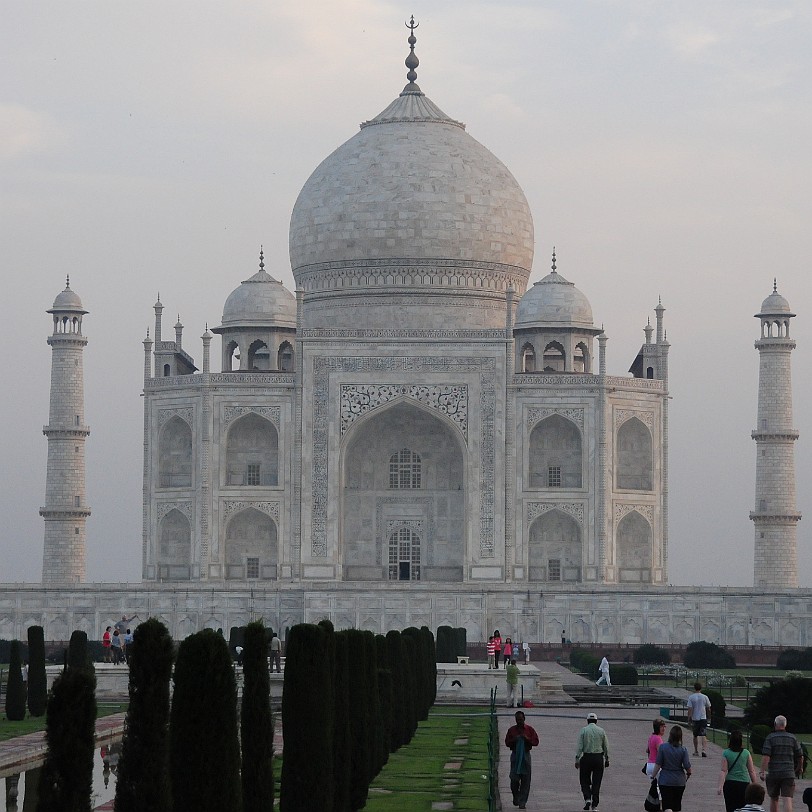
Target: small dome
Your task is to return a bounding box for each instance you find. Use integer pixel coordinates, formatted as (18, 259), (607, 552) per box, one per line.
(220, 267), (296, 329)
(759, 283), (793, 316)
(48, 278), (86, 314)
(514, 269), (593, 329)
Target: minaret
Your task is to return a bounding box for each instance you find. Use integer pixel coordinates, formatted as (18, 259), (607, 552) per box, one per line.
(40, 277), (91, 584)
(751, 281), (801, 588)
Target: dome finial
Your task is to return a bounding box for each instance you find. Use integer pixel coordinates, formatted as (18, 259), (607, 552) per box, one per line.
(65, 274), (71, 289)
(259, 245), (265, 273)
(402, 15), (421, 93)
(551, 247), (557, 273)
(773, 277), (778, 293)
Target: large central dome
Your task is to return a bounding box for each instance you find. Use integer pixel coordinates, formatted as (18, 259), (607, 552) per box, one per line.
(289, 33), (534, 331)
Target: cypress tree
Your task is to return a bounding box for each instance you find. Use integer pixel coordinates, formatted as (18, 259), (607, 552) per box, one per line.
(37, 666), (97, 812)
(402, 627), (428, 720)
(436, 626), (453, 662)
(385, 630), (407, 751)
(241, 621), (275, 812)
(67, 630), (92, 673)
(115, 619), (174, 812)
(421, 626), (437, 708)
(375, 633), (392, 770)
(280, 623), (333, 812)
(344, 629), (370, 810)
(331, 630), (352, 812)
(401, 634), (418, 741)
(6, 639), (26, 721)
(27, 625), (47, 717)
(363, 631), (383, 780)
(170, 629), (241, 812)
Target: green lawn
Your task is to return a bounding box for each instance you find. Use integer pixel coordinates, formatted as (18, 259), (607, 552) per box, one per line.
(0, 703), (127, 742)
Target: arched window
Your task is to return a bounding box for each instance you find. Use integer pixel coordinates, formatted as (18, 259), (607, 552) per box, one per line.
(574, 342), (589, 373)
(247, 340), (270, 371)
(389, 448), (421, 489)
(388, 526), (421, 580)
(646, 367), (654, 379)
(528, 510), (581, 582)
(616, 417), (653, 490)
(224, 508), (278, 579)
(278, 342), (294, 372)
(226, 341), (240, 372)
(225, 413), (278, 487)
(520, 343), (536, 373)
(158, 509), (191, 577)
(616, 510), (652, 581)
(158, 416), (192, 488)
(163, 364), (171, 377)
(529, 415), (582, 489)
(543, 341), (565, 372)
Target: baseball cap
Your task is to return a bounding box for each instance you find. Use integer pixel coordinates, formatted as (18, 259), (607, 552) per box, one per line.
(587, 712), (598, 721)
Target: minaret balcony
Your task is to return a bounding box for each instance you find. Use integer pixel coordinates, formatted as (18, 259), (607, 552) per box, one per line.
(39, 506), (92, 519)
(43, 425), (91, 437)
(750, 511), (802, 523)
(751, 430), (799, 441)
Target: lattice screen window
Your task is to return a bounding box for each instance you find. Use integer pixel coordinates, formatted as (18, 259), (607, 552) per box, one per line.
(388, 527), (421, 581)
(389, 448), (422, 489)
(547, 465), (562, 488)
(548, 558), (561, 581)
(246, 463), (261, 486)
(246, 557), (260, 579)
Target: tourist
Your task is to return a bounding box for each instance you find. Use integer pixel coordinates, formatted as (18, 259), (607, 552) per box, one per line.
(652, 724), (692, 812)
(646, 718), (667, 777)
(735, 782), (768, 811)
(504, 710), (539, 810)
(718, 729), (758, 812)
(596, 656), (611, 686)
(115, 614), (135, 635)
(503, 637), (514, 663)
(270, 632), (282, 673)
(493, 630), (502, 669)
(522, 640), (530, 664)
(486, 636), (496, 669)
(686, 681), (712, 756)
(123, 628), (134, 664)
(505, 658), (520, 707)
(575, 712), (609, 812)
(102, 626), (112, 663)
(111, 628), (123, 664)
(760, 715), (803, 812)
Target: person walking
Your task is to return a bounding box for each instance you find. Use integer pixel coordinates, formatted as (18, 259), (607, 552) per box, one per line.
(652, 725), (692, 812)
(270, 632), (282, 673)
(646, 718), (667, 777)
(575, 712), (609, 812)
(686, 681), (712, 756)
(596, 656), (611, 686)
(487, 636), (496, 669)
(718, 730), (759, 812)
(505, 710), (539, 810)
(760, 715), (803, 812)
(736, 782), (768, 811)
(505, 659), (520, 707)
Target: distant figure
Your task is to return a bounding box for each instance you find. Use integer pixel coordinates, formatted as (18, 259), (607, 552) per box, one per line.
(115, 614), (135, 635)
(505, 710), (539, 810)
(652, 724), (692, 812)
(486, 636), (496, 669)
(562, 630), (566, 646)
(505, 659), (520, 707)
(596, 656), (611, 687)
(718, 729), (758, 812)
(270, 633), (282, 673)
(575, 712), (609, 811)
(111, 628), (123, 664)
(123, 628), (134, 665)
(685, 682), (712, 756)
(503, 637), (514, 663)
(736, 782), (768, 811)
(102, 626), (112, 663)
(522, 640), (530, 664)
(492, 630), (502, 669)
(760, 715), (803, 812)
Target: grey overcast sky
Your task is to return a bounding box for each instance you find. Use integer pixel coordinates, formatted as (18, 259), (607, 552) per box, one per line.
(1, 1), (810, 586)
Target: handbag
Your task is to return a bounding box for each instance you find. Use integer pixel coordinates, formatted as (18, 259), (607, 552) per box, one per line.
(643, 778), (661, 812)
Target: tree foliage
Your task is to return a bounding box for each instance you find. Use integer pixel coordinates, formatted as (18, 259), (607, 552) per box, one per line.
(37, 666), (97, 812)
(385, 630), (408, 751)
(242, 621), (275, 812)
(67, 630), (93, 674)
(115, 619), (174, 812)
(170, 629), (241, 812)
(634, 644), (671, 665)
(744, 677), (812, 732)
(331, 631), (352, 812)
(5, 639), (26, 721)
(684, 641), (735, 669)
(27, 625), (47, 717)
(776, 648), (812, 670)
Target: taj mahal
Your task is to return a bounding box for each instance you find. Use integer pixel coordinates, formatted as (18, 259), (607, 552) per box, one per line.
(2, 25), (809, 647)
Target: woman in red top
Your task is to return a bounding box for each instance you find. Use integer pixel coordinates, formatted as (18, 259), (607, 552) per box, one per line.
(102, 626), (112, 663)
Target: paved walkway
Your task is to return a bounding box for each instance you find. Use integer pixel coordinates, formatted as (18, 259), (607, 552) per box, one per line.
(496, 664), (812, 811)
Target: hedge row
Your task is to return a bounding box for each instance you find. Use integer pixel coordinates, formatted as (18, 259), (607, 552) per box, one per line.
(435, 626), (467, 663)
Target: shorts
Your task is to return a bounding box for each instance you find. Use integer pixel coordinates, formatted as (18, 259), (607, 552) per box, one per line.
(691, 719), (708, 737)
(659, 784), (686, 811)
(766, 775), (795, 799)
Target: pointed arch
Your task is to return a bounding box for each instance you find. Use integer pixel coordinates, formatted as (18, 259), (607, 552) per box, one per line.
(616, 417), (653, 490)
(574, 341), (590, 373)
(247, 339), (270, 371)
(224, 507), (278, 579)
(225, 412), (279, 487)
(616, 510), (652, 582)
(528, 509), (582, 582)
(529, 414), (583, 489)
(520, 342), (536, 373)
(225, 340), (240, 371)
(278, 341), (294, 372)
(543, 341), (565, 372)
(159, 416), (192, 488)
(158, 508), (191, 578)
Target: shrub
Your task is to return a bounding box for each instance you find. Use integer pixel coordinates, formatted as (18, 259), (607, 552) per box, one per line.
(27, 625), (47, 717)
(242, 621), (275, 812)
(453, 627), (467, 660)
(115, 618), (174, 812)
(776, 648), (812, 670)
(67, 630), (93, 673)
(37, 666), (97, 812)
(344, 629), (370, 811)
(611, 664), (639, 685)
(684, 641), (735, 669)
(704, 688), (726, 722)
(744, 676), (812, 732)
(386, 630), (408, 751)
(5, 640), (26, 721)
(634, 644), (670, 665)
(170, 629), (241, 812)
(332, 630), (352, 812)
(436, 626), (455, 663)
(749, 724), (773, 755)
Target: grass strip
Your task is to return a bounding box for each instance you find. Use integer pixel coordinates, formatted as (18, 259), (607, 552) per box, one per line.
(0, 703), (127, 742)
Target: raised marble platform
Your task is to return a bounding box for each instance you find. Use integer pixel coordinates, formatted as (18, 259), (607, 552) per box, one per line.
(435, 663), (572, 705)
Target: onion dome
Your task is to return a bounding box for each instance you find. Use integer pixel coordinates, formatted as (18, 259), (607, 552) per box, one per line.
(514, 254), (594, 329)
(757, 279), (794, 317)
(48, 276), (87, 314)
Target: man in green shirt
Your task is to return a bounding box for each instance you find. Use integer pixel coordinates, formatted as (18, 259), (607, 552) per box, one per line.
(575, 712), (610, 812)
(506, 659), (520, 707)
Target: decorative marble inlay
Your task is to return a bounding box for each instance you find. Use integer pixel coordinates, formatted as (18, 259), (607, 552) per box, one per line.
(340, 384), (467, 438)
(312, 357), (496, 558)
(526, 502), (584, 525)
(222, 501), (280, 521)
(222, 406), (281, 428)
(614, 503), (653, 524)
(158, 407), (193, 428)
(615, 409), (655, 430)
(527, 407), (584, 431)
(157, 500), (193, 523)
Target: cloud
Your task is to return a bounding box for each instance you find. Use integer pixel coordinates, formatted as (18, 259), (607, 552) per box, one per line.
(0, 104), (58, 160)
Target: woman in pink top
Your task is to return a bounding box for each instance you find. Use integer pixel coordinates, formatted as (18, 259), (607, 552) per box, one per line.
(646, 718), (667, 777)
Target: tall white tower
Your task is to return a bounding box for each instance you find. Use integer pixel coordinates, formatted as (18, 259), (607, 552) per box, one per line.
(40, 277), (91, 584)
(751, 281), (800, 588)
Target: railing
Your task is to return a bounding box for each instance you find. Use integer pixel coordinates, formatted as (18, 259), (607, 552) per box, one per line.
(487, 686), (498, 812)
